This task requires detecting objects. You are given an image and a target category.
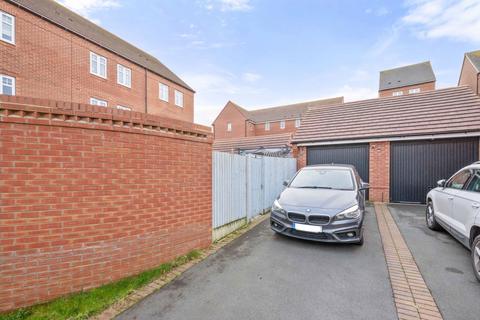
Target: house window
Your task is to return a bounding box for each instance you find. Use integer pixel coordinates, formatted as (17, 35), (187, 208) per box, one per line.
(116, 105), (131, 111)
(90, 52), (107, 78)
(392, 91), (403, 96)
(0, 75), (15, 95)
(408, 88), (420, 94)
(1, 11), (15, 44)
(174, 90), (184, 107)
(227, 122), (232, 132)
(280, 120), (285, 129)
(159, 83), (169, 102)
(90, 97), (108, 107)
(295, 119), (301, 128)
(265, 121), (270, 131)
(117, 64), (131, 87)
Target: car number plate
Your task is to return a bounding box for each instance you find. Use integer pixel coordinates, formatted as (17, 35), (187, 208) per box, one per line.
(294, 223), (322, 233)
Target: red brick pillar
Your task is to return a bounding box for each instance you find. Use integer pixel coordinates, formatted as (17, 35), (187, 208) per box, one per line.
(369, 141), (390, 202)
(292, 145), (307, 169)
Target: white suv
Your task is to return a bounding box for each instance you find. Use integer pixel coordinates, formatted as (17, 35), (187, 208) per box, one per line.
(426, 162), (480, 281)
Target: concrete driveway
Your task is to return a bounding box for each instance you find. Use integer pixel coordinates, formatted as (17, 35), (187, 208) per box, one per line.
(389, 204), (480, 320)
(116, 206), (396, 320)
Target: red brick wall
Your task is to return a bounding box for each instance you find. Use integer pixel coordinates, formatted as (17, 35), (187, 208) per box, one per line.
(292, 146), (307, 170)
(369, 141), (390, 202)
(254, 119), (298, 136)
(459, 57), (480, 96)
(0, 1), (194, 122)
(0, 96), (212, 312)
(379, 82), (435, 97)
(213, 102), (247, 139)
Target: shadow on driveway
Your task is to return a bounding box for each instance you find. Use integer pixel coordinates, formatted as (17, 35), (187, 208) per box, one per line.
(116, 207), (396, 320)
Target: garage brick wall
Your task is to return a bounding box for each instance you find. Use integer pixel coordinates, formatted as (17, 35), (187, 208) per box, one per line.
(369, 141), (390, 202)
(0, 96), (212, 312)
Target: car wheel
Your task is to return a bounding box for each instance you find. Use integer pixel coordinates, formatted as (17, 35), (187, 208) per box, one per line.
(472, 235), (480, 282)
(426, 201), (441, 231)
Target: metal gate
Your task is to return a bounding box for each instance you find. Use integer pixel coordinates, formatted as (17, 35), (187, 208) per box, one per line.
(307, 144), (370, 183)
(390, 138), (479, 203)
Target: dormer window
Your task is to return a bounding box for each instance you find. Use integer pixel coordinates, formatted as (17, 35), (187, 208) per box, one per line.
(295, 119), (301, 128)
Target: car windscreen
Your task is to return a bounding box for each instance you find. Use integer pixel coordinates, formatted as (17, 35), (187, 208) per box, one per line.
(289, 168), (355, 190)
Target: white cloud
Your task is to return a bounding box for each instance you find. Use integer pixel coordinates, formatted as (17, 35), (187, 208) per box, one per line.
(365, 6), (390, 16)
(242, 72), (262, 82)
(202, 0), (252, 12)
(56, 0), (120, 22)
(332, 85), (378, 102)
(402, 0), (480, 43)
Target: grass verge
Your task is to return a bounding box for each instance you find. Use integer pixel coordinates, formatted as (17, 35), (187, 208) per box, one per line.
(0, 250), (202, 320)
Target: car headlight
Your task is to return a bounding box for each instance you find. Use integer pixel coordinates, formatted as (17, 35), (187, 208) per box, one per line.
(335, 204), (361, 220)
(272, 199), (287, 218)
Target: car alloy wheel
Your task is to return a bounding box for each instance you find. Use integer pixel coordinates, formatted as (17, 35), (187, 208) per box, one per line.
(426, 202), (441, 231)
(473, 236), (480, 281)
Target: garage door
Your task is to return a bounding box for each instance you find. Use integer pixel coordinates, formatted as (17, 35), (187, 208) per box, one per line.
(390, 138), (478, 203)
(307, 144), (369, 183)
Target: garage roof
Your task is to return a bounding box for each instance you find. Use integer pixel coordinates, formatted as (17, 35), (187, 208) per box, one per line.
(213, 133), (292, 152)
(8, 0), (194, 92)
(379, 61), (435, 91)
(292, 86), (480, 144)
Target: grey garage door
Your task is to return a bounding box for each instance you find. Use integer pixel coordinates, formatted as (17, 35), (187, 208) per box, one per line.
(307, 144), (370, 183)
(390, 138), (479, 203)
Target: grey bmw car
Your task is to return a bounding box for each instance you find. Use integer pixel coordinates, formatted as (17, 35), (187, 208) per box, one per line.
(270, 164), (369, 245)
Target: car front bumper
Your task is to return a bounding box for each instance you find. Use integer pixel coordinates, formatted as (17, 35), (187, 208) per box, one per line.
(270, 212), (363, 243)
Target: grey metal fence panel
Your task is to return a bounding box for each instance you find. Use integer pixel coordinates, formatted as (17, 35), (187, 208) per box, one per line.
(246, 156), (264, 220)
(212, 152), (247, 228)
(213, 152), (297, 229)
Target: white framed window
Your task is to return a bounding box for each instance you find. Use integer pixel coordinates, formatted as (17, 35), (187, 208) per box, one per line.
(117, 64), (131, 87)
(408, 88), (421, 94)
(265, 121), (270, 131)
(227, 122), (232, 132)
(90, 52), (107, 78)
(174, 90), (184, 107)
(116, 105), (131, 111)
(1, 11), (15, 44)
(0, 75), (15, 95)
(295, 119), (301, 128)
(392, 91), (403, 96)
(90, 97), (108, 107)
(280, 120), (286, 129)
(159, 83), (169, 102)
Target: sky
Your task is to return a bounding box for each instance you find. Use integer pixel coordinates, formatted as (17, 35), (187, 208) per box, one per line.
(58, 0), (480, 125)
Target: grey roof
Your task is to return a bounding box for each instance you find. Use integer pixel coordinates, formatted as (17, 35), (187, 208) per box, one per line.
(232, 97), (344, 123)
(8, 0), (194, 92)
(292, 86), (480, 144)
(379, 61), (436, 91)
(466, 50), (480, 72)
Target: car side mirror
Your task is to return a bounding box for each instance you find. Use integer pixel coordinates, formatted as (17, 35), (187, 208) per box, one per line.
(283, 180), (289, 187)
(360, 182), (370, 190)
(437, 179), (446, 188)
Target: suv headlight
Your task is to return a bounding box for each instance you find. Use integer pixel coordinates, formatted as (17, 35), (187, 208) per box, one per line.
(272, 199), (287, 218)
(335, 204), (361, 220)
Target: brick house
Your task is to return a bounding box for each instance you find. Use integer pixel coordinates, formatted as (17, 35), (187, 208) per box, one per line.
(212, 97), (343, 155)
(459, 50), (480, 95)
(291, 86), (480, 204)
(0, 0), (195, 122)
(212, 97), (343, 140)
(378, 61), (436, 97)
